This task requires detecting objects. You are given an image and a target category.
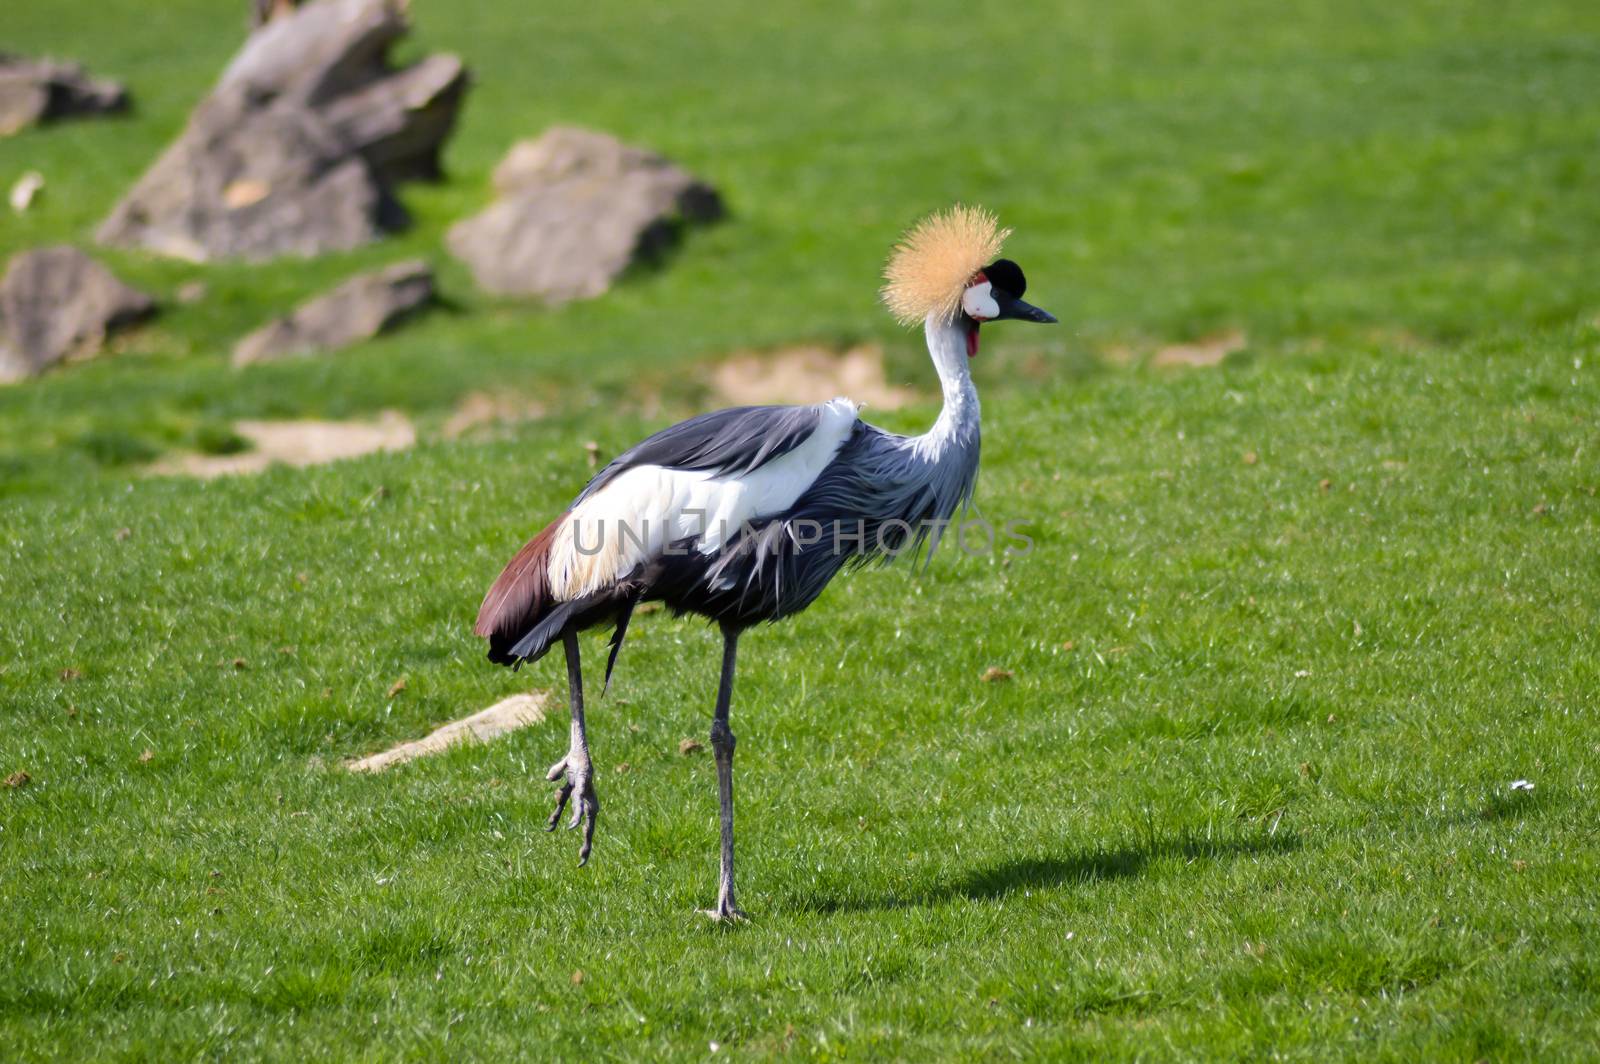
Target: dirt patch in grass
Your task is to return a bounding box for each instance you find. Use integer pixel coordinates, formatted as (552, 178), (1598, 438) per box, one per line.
(346, 691), (550, 773)
(1151, 329), (1247, 368)
(147, 411), (415, 477)
(710, 344), (919, 410)
(441, 391), (547, 439)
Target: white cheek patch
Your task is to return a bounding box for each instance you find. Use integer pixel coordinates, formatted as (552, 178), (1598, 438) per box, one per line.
(962, 280), (1000, 321)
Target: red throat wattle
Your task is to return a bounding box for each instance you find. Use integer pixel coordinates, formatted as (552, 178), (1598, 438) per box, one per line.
(965, 320), (980, 358)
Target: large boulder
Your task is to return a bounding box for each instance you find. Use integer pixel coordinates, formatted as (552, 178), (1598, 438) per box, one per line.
(98, 0), (466, 262)
(0, 54), (128, 137)
(447, 126), (722, 304)
(232, 259), (434, 365)
(0, 247), (154, 382)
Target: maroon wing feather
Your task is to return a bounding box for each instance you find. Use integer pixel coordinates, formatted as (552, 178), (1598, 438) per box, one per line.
(474, 512), (567, 641)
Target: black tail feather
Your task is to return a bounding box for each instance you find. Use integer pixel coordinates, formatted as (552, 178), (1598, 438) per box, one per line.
(492, 589), (636, 671)
(603, 595), (639, 695)
(503, 601), (583, 665)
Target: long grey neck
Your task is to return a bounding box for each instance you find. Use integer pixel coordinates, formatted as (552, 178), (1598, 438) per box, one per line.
(912, 314), (981, 460)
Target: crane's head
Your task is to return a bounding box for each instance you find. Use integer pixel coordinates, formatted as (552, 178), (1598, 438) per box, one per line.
(882, 205), (1055, 356)
(960, 258), (1055, 325)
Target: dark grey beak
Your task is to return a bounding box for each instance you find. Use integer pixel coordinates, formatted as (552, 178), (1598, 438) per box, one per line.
(994, 290), (1057, 324)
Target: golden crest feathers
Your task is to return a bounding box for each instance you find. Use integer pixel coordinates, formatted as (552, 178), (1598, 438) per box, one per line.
(881, 205), (1011, 326)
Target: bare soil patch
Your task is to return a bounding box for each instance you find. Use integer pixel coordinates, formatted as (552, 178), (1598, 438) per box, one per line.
(148, 411), (414, 477)
(1151, 329), (1247, 368)
(346, 691), (550, 773)
(442, 391), (547, 439)
(711, 344), (918, 410)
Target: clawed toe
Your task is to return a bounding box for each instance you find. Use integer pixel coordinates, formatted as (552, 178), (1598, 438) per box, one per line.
(544, 756), (574, 831)
(544, 783), (573, 832)
(544, 754), (598, 863)
(699, 900), (747, 923)
(575, 793), (597, 865)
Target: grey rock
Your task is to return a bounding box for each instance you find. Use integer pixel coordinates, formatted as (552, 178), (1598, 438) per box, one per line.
(0, 247), (154, 382)
(0, 53), (128, 137)
(447, 126), (722, 303)
(232, 259), (433, 365)
(98, 0), (466, 262)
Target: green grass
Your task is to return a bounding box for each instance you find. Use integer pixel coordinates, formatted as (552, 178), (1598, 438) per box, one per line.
(3, 0), (1600, 1058)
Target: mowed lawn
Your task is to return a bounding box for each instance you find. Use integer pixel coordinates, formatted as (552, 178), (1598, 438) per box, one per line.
(3, 0), (1600, 1059)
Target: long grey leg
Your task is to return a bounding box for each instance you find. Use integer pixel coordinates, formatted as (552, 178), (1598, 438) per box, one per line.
(546, 629), (598, 865)
(702, 624), (746, 921)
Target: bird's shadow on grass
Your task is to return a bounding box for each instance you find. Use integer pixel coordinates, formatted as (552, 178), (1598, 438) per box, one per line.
(789, 831), (1301, 915)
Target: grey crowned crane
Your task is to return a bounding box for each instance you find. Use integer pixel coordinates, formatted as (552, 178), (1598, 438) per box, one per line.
(474, 206), (1055, 919)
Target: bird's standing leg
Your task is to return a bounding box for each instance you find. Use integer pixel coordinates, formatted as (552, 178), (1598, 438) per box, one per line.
(546, 629), (598, 864)
(702, 624), (746, 921)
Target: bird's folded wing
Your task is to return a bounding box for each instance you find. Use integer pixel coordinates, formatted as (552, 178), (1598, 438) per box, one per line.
(574, 402), (841, 503)
(548, 399), (860, 601)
